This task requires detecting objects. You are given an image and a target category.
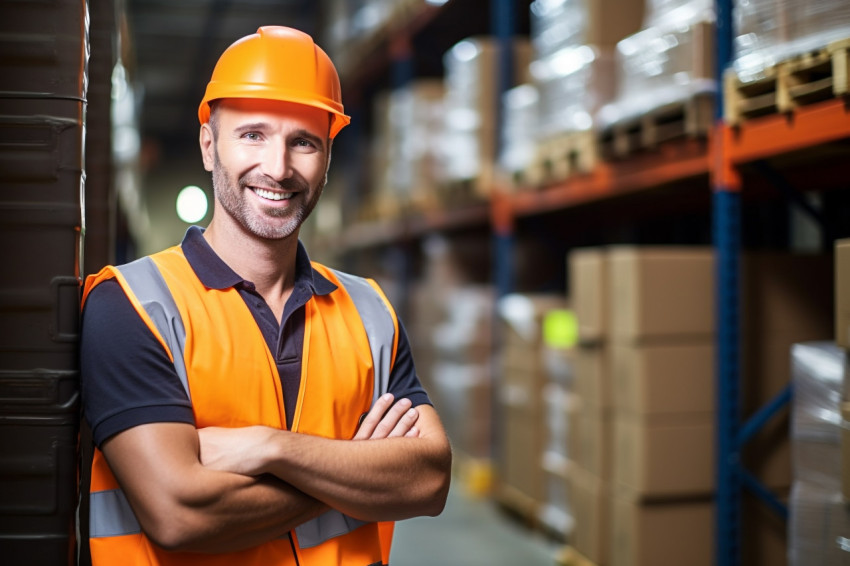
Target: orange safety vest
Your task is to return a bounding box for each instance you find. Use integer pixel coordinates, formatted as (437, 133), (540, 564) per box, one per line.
(82, 245), (400, 566)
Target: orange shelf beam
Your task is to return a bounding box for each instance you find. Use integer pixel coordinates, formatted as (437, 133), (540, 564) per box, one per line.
(334, 98), (850, 250)
(509, 139), (710, 217)
(728, 98), (850, 164)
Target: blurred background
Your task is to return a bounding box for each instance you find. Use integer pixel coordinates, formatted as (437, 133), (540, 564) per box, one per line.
(3, 0), (850, 565)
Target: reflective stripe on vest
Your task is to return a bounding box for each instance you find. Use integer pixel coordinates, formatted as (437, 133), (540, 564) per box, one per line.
(118, 256), (191, 399)
(89, 261), (396, 549)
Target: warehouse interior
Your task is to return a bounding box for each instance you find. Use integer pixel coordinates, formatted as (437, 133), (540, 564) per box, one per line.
(3, 0), (850, 564)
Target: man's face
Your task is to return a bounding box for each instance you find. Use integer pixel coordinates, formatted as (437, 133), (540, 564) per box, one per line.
(200, 98), (331, 241)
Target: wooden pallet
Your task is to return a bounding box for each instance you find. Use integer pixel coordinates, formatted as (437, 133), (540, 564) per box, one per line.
(556, 546), (598, 566)
(505, 161), (546, 191)
(725, 37), (850, 125)
(437, 167), (494, 207)
(494, 482), (541, 530)
(599, 93), (714, 160)
(530, 130), (598, 186)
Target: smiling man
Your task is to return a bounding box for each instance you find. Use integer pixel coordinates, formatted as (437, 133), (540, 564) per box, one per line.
(79, 26), (451, 566)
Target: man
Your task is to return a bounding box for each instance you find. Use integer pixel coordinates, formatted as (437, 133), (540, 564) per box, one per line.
(79, 26), (452, 565)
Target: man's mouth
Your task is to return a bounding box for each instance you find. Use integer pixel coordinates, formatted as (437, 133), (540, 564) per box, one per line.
(252, 187), (294, 201)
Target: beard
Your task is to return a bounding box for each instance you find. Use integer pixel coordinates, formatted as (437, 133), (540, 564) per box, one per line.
(211, 149), (325, 241)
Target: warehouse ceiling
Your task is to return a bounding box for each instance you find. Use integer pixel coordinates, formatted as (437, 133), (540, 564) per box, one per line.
(125, 0), (324, 158)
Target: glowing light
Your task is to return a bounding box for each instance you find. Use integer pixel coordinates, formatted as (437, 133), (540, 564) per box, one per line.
(176, 185), (208, 223)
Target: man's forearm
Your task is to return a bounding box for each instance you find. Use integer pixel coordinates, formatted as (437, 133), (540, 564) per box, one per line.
(257, 406), (451, 522)
(102, 422), (328, 553)
(197, 397), (452, 524)
(169, 473), (328, 553)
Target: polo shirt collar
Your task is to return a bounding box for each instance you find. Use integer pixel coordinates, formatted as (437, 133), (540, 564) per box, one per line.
(180, 226), (336, 296)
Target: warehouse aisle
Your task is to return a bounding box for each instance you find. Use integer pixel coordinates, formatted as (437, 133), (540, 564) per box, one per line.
(391, 480), (559, 565)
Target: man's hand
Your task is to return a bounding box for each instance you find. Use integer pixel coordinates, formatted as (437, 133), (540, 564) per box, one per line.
(353, 393), (420, 440)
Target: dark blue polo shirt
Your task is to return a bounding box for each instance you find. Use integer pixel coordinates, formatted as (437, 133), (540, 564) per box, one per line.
(80, 227), (430, 447)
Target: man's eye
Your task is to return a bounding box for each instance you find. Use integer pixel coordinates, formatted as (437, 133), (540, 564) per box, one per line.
(243, 132), (261, 141)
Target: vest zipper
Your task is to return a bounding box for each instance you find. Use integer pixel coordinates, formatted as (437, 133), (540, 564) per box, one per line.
(288, 532), (300, 565)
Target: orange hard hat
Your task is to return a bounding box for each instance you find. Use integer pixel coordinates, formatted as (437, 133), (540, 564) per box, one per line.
(198, 26), (350, 138)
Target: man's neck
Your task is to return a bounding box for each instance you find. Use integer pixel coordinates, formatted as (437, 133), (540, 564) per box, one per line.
(203, 220), (298, 321)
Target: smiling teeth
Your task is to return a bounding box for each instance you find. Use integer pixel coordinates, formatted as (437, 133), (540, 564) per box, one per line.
(254, 188), (292, 201)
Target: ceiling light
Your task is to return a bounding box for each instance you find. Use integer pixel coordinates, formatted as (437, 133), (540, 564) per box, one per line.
(176, 185), (208, 224)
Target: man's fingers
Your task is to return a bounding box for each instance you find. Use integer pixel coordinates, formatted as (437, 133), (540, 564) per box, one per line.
(370, 398), (412, 439)
(388, 407), (419, 438)
(354, 395), (421, 440)
(353, 393), (394, 440)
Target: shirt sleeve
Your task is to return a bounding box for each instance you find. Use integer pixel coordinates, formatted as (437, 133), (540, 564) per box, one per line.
(386, 318), (432, 408)
(80, 278), (195, 447)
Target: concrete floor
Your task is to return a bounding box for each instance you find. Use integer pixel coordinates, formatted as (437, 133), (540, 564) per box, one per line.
(391, 480), (559, 566)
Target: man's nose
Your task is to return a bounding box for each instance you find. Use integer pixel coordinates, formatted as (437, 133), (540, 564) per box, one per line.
(260, 139), (290, 181)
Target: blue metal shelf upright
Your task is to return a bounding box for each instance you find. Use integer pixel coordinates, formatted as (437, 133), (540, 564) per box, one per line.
(713, 2), (743, 565)
(712, 1), (798, 564)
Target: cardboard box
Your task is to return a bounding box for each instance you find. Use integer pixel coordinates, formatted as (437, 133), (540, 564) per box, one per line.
(500, 403), (546, 504)
(608, 247), (715, 343)
(574, 344), (613, 412)
(569, 248), (608, 344)
(585, 0), (646, 48)
(568, 465), (611, 566)
(613, 413), (715, 500)
(837, 239), (850, 348)
(611, 495), (714, 566)
(611, 341), (715, 416)
(570, 411), (614, 481)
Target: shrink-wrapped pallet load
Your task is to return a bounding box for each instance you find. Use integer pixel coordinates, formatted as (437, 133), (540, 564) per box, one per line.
(598, 0), (716, 144)
(788, 342), (850, 566)
(441, 37), (531, 194)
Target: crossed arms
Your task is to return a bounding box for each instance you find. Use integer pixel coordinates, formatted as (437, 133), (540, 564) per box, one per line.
(101, 393), (452, 553)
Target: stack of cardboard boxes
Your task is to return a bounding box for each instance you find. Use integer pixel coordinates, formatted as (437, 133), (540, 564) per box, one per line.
(568, 249), (614, 565)
(566, 246), (833, 566)
(606, 248), (716, 566)
(569, 247), (716, 566)
(496, 293), (567, 518)
(442, 37), (531, 196)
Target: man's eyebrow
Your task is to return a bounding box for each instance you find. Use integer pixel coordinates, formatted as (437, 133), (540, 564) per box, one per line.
(232, 122), (270, 135)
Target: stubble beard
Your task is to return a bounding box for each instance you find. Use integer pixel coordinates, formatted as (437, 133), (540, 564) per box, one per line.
(211, 150), (325, 241)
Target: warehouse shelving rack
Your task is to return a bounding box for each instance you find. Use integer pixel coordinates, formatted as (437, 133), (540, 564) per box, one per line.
(326, 1), (850, 565)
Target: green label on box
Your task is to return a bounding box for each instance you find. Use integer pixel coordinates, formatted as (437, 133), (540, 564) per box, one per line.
(543, 309), (578, 349)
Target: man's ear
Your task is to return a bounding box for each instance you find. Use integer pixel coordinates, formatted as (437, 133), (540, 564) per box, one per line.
(199, 124), (215, 172)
